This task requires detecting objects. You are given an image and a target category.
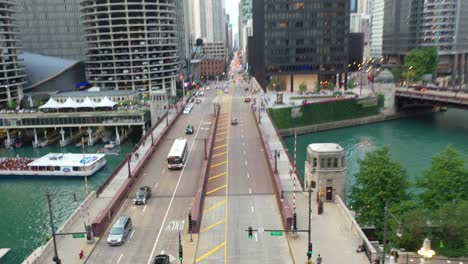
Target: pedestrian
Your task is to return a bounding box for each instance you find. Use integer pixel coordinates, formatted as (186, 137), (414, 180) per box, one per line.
(316, 254), (322, 264)
(277, 151), (281, 159)
(389, 251), (396, 264)
(79, 249), (84, 260)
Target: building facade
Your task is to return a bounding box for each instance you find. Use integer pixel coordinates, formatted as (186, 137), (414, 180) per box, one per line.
(252, 0), (350, 91)
(200, 59), (225, 79)
(190, 0), (225, 43)
(381, 0), (468, 84)
(80, 0), (179, 95)
(0, 0), (27, 107)
(15, 0), (85, 61)
(370, 0), (385, 59)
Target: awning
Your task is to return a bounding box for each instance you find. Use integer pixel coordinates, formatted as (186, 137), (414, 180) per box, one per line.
(59, 97), (79, 109)
(97, 97), (117, 108)
(39, 98), (62, 110)
(80, 97), (98, 108)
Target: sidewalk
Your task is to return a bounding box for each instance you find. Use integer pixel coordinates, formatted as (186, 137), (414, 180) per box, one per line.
(23, 110), (178, 264)
(254, 90), (368, 264)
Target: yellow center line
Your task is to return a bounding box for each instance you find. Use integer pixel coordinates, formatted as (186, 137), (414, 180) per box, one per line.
(212, 151), (228, 158)
(206, 184), (226, 195)
(224, 87), (233, 264)
(210, 161), (227, 168)
(203, 200), (226, 214)
(200, 218), (226, 233)
(195, 242), (225, 263)
(213, 144), (227, 149)
(209, 172), (226, 180)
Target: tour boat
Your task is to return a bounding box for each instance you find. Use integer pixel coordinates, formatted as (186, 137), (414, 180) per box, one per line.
(0, 153), (106, 177)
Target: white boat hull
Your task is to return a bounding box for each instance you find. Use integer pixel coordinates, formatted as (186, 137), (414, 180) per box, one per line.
(0, 160), (106, 177)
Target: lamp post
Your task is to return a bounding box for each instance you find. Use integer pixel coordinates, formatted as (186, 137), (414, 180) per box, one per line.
(406, 66), (413, 90)
(417, 238), (435, 264)
(382, 202), (403, 264)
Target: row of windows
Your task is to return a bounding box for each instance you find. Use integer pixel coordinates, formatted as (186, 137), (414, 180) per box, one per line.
(309, 157), (344, 169)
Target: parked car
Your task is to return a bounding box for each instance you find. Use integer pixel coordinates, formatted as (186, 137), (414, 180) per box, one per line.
(154, 254), (170, 264)
(134, 186), (152, 205)
(185, 124), (194, 134)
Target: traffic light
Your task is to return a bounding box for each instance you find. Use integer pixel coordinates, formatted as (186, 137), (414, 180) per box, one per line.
(188, 212), (193, 233)
(307, 242), (313, 259)
(248, 226), (253, 239)
(179, 245), (183, 261)
(292, 212), (297, 231)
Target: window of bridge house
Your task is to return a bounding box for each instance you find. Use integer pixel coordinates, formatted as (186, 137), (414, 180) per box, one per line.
(327, 158), (332, 168)
(333, 158), (338, 168)
(313, 157), (317, 168)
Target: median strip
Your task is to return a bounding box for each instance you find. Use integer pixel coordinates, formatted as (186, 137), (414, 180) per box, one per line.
(206, 184), (226, 195)
(208, 172), (226, 180)
(200, 218), (226, 233)
(203, 200), (226, 214)
(212, 151), (228, 158)
(213, 144), (227, 149)
(195, 241), (225, 263)
(210, 161), (227, 168)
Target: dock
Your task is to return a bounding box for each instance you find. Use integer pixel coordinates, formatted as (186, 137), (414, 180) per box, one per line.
(0, 248), (10, 259)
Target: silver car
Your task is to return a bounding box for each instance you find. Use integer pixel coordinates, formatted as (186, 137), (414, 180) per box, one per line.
(107, 216), (132, 246)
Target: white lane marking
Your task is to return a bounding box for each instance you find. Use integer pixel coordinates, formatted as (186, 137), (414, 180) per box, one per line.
(247, 172), (250, 179)
(117, 254), (123, 264)
(143, 205), (147, 212)
(130, 230), (135, 239)
(241, 134), (244, 138)
(166, 220), (185, 231)
(242, 142), (245, 146)
(249, 188), (252, 194)
(154, 182), (159, 190)
(146, 118), (204, 264)
(251, 206), (254, 213)
(162, 169), (166, 174)
(243, 150), (246, 156)
(245, 161), (248, 166)
(255, 233), (258, 242)
(161, 250), (165, 255)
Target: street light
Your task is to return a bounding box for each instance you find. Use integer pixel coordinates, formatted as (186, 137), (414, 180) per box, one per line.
(406, 66), (414, 89)
(382, 202), (403, 264)
(417, 238), (435, 263)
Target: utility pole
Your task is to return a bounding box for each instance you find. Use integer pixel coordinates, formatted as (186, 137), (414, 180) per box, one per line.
(382, 201), (389, 264)
(46, 190), (61, 264)
(308, 184), (312, 245)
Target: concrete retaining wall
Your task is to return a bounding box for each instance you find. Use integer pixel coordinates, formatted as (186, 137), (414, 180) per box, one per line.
(22, 191), (97, 264)
(190, 104), (220, 233)
(92, 109), (182, 236)
(334, 195), (377, 262)
(251, 105), (294, 230)
(279, 110), (433, 137)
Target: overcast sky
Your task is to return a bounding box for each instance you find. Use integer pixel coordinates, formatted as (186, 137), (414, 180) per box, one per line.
(225, 0), (240, 35)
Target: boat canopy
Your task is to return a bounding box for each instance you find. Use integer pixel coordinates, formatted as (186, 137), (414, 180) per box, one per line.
(27, 153), (106, 168)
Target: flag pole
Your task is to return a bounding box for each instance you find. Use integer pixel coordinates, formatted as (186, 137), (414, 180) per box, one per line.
(82, 137), (88, 195)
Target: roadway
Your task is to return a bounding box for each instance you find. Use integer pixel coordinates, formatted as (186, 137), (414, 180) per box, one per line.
(194, 76), (292, 263)
(86, 89), (217, 264)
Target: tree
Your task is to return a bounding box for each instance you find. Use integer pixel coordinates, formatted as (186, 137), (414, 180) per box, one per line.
(299, 82), (307, 93)
(349, 146), (409, 238)
(416, 146), (468, 211)
(404, 47), (438, 81)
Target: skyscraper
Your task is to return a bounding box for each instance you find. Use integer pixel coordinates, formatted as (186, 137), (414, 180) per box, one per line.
(15, 0), (85, 61)
(252, 0), (350, 91)
(80, 0), (179, 95)
(381, 0), (468, 83)
(190, 0), (225, 43)
(0, 0), (27, 106)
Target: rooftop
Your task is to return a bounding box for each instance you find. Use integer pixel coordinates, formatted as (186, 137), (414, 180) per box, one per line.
(308, 143), (344, 153)
(53, 90), (138, 98)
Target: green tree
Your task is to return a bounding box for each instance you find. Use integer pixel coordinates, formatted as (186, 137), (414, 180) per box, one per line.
(416, 146), (468, 211)
(299, 82), (307, 93)
(349, 146), (409, 238)
(404, 47), (438, 81)
(396, 208), (429, 251)
(432, 201), (468, 257)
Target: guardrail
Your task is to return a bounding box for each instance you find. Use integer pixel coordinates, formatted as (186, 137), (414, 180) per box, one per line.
(190, 104), (220, 233)
(92, 110), (182, 236)
(22, 191), (97, 264)
(334, 195), (377, 262)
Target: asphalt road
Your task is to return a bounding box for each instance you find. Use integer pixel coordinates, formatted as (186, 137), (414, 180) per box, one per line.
(86, 89), (217, 264)
(195, 77), (292, 264)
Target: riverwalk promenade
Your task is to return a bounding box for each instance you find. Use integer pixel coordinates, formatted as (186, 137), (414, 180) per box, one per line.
(22, 107), (180, 264)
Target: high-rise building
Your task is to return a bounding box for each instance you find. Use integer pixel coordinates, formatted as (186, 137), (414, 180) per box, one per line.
(15, 0), (85, 61)
(191, 0), (225, 43)
(0, 0), (27, 106)
(370, 0), (385, 59)
(175, 0), (190, 62)
(252, 0), (350, 91)
(351, 0), (358, 13)
(80, 0), (179, 95)
(239, 0), (252, 63)
(381, 0), (468, 83)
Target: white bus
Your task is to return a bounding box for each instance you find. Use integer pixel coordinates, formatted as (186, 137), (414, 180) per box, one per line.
(167, 139), (188, 169)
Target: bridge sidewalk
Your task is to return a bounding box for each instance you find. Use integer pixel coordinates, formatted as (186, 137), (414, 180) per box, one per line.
(26, 110), (178, 264)
(254, 92), (368, 264)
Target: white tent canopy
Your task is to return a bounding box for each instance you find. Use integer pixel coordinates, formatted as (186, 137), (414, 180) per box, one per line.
(39, 98), (62, 110)
(80, 97), (98, 108)
(59, 97), (79, 109)
(97, 96), (117, 108)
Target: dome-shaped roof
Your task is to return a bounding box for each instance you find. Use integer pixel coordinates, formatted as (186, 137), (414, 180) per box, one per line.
(375, 69), (394, 83)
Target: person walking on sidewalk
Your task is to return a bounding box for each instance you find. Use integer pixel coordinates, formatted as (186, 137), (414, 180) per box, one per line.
(316, 254), (322, 264)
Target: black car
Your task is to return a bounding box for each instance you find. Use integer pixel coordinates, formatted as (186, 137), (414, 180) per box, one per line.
(154, 254), (170, 264)
(185, 124), (194, 134)
(133, 186), (152, 205)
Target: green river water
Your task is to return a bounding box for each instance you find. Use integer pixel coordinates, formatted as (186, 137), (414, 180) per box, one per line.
(0, 136), (138, 264)
(283, 109), (468, 202)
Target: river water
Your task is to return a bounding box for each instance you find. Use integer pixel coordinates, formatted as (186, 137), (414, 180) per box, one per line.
(283, 109), (468, 202)
(0, 137), (137, 264)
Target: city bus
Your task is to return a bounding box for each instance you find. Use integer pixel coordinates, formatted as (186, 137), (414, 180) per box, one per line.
(167, 139), (188, 169)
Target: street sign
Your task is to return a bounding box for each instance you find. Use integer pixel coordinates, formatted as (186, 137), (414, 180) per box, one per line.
(270, 231), (283, 236)
(72, 233), (85, 239)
